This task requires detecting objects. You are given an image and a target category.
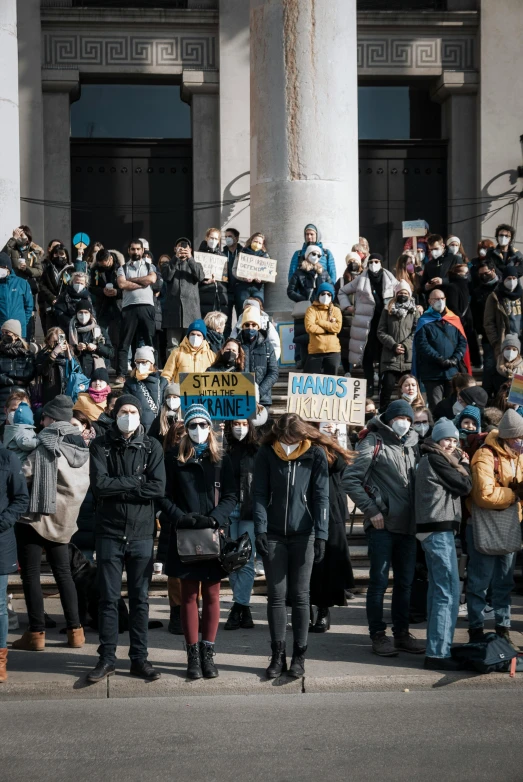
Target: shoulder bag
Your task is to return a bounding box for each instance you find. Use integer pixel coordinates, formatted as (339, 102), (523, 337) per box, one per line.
(176, 463), (223, 563)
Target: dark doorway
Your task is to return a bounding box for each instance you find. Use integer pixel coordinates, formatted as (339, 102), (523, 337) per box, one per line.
(358, 141), (447, 268)
(71, 139), (193, 258)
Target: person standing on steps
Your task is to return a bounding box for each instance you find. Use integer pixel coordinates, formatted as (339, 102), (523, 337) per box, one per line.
(252, 414), (330, 680)
(303, 282), (342, 375)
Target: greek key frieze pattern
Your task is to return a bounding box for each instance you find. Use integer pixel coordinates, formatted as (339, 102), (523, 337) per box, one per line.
(43, 33), (217, 69)
(357, 36), (475, 71)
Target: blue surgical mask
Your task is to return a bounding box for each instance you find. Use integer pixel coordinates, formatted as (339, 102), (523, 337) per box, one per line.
(242, 328), (258, 343)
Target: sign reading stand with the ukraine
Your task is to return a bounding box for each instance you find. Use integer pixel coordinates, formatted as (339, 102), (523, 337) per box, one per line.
(287, 373), (366, 426)
(180, 372), (257, 420)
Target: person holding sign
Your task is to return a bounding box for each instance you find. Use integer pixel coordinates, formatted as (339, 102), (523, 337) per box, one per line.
(304, 282), (342, 375)
(161, 319), (216, 384)
(197, 228), (228, 318)
(238, 306), (278, 406)
(232, 232), (268, 313)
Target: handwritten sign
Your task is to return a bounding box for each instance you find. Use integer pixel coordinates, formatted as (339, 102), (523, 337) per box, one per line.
(236, 252), (277, 283)
(276, 322), (295, 366)
(193, 251), (228, 283)
(180, 372), (256, 420)
(402, 220), (429, 238)
(286, 372), (366, 425)
(72, 232), (90, 251)
(508, 374), (523, 407)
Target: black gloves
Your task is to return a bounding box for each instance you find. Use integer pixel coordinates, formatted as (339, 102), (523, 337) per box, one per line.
(177, 513), (217, 530)
(437, 357), (457, 369)
(255, 533), (269, 557)
(314, 538), (326, 564)
(176, 513), (197, 529)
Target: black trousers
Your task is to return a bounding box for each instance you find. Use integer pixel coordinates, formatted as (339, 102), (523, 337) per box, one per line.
(117, 304), (155, 377)
(304, 352), (341, 375)
(379, 370), (402, 411)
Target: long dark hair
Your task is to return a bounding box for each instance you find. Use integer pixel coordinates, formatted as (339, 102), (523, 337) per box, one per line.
(163, 421), (186, 453)
(210, 339), (246, 371)
(224, 419), (259, 455)
(262, 413), (354, 465)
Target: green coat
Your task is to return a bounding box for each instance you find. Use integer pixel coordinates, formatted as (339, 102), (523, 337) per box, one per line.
(377, 303), (419, 374)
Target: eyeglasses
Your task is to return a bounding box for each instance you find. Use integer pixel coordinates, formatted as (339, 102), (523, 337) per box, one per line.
(188, 422), (210, 430)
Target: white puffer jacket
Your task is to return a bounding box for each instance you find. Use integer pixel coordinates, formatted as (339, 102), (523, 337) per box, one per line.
(338, 269), (396, 367)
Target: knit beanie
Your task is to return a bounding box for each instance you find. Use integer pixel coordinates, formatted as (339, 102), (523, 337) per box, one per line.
(316, 282), (335, 298)
(369, 253), (384, 262)
(75, 298), (93, 314)
(241, 306), (261, 328)
(1, 319), (22, 338)
(113, 394), (143, 418)
(304, 223), (319, 239)
(164, 382), (180, 398)
(502, 265), (520, 281)
(501, 334), (521, 353)
(13, 402), (34, 426)
(134, 345), (155, 364)
(304, 244), (322, 260)
(186, 318), (207, 338)
(183, 403), (212, 427)
(456, 405), (481, 432)
(382, 399), (414, 424)
(41, 394), (74, 423)
(432, 417), (460, 443)
(446, 236), (460, 247)
(460, 386), (488, 409)
(0, 252), (13, 271)
(498, 408), (523, 439)
(394, 280), (412, 295)
(90, 366), (110, 385)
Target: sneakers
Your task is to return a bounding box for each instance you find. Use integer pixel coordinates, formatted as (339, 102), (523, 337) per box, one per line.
(7, 595), (18, 631)
(457, 603), (468, 619)
(371, 631), (398, 657)
(224, 603), (242, 631)
(114, 376), (125, 386)
(254, 559), (265, 577)
(394, 631), (425, 655)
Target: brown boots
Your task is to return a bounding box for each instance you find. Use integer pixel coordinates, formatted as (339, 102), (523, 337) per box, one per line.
(67, 627), (85, 648)
(12, 631), (45, 651)
(0, 649), (7, 682)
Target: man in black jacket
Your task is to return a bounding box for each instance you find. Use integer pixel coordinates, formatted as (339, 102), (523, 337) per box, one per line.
(486, 223), (523, 274)
(87, 394), (166, 684)
(421, 234), (462, 297)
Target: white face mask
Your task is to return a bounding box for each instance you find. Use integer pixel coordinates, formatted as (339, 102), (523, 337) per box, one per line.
(504, 278), (518, 291)
(72, 283), (85, 293)
(188, 424), (210, 444)
(498, 235), (511, 247)
(77, 312), (90, 325)
(117, 413), (140, 434)
(7, 410), (15, 424)
(319, 294), (332, 305)
(504, 348), (519, 362)
(135, 361), (151, 373)
(402, 391), (417, 402)
(431, 248), (443, 260)
(279, 442), (300, 456)
(166, 397), (181, 411)
(431, 299), (446, 313)
(232, 424), (249, 441)
(448, 245), (459, 255)
(189, 334), (203, 348)
(225, 236), (235, 247)
(391, 419), (411, 438)
(207, 237), (219, 250)
(452, 400), (465, 416)
(0, 269), (8, 279)
(479, 248), (487, 257)
(413, 422), (429, 437)
(369, 262), (381, 273)
(418, 250), (426, 262)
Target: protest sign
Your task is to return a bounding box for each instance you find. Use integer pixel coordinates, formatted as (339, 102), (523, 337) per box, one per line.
(72, 232), (90, 251)
(402, 220), (429, 238)
(286, 373), (366, 425)
(276, 322), (295, 366)
(508, 374), (523, 407)
(180, 372), (256, 420)
(193, 251), (228, 282)
(236, 252), (277, 283)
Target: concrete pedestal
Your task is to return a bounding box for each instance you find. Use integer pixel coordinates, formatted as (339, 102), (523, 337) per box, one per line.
(0, 0), (20, 247)
(249, 0), (359, 312)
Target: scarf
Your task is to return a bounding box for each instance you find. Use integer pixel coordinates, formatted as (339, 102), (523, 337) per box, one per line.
(193, 441), (209, 458)
(88, 385), (110, 404)
(29, 421), (80, 515)
(421, 438), (469, 477)
(0, 337), (28, 356)
(134, 368), (153, 381)
(69, 316), (98, 347)
(272, 438), (311, 462)
(390, 299), (416, 319)
(412, 307), (471, 376)
(497, 281), (523, 302)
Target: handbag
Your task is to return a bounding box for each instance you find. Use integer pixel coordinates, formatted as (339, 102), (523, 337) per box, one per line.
(470, 502), (521, 556)
(176, 463), (225, 563)
(292, 300), (311, 319)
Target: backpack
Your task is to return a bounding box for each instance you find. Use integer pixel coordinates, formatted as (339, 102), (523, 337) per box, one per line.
(65, 359), (90, 402)
(450, 632), (518, 674)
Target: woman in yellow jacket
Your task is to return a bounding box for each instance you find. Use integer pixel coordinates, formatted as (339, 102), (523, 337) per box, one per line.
(161, 319), (216, 384)
(468, 409), (523, 645)
(304, 282), (342, 375)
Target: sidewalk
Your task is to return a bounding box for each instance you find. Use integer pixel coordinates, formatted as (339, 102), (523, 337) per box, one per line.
(2, 592), (523, 700)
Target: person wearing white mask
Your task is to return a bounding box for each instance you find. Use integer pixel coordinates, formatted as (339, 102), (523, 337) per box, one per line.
(123, 345), (167, 433)
(87, 394), (166, 684)
(158, 404), (237, 680)
(493, 335), (523, 394)
(342, 399), (425, 658)
(421, 234), (461, 296)
(484, 265), (523, 360)
(197, 228), (228, 319)
(486, 223), (523, 274)
(53, 271), (94, 336)
(377, 281), (419, 410)
(148, 382), (182, 445)
(413, 407), (433, 442)
(253, 413), (329, 679)
(446, 235), (464, 258)
(161, 318), (216, 384)
(69, 300), (113, 378)
(303, 282), (342, 374)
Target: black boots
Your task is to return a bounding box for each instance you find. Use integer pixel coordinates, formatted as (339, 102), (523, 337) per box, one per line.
(240, 605), (254, 629)
(468, 627), (485, 643)
(266, 641), (287, 679)
(424, 656), (462, 671)
(200, 642), (219, 678)
(288, 643), (307, 678)
(312, 607), (331, 633)
(186, 643), (203, 680)
(224, 603), (242, 631)
(168, 605), (183, 635)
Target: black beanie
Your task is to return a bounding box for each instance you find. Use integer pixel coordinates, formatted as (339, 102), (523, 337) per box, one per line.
(90, 367), (110, 385)
(41, 394), (74, 423)
(113, 394), (143, 418)
(0, 252), (13, 271)
(75, 298), (93, 314)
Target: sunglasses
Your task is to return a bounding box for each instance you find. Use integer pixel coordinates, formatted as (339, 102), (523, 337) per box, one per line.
(188, 422), (210, 430)
(308, 252), (320, 258)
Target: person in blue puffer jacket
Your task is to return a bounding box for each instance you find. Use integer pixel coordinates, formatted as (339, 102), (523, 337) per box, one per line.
(288, 223), (337, 283)
(0, 254), (33, 340)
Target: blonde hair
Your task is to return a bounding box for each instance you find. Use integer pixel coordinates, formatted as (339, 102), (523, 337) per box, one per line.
(72, 271), (87, 284)
(177, 426), (222, 465)
(205, 227), (221, 240)
(204, 311), (227, 332)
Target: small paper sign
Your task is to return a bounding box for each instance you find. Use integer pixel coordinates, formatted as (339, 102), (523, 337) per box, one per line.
(179, 372), (256, 420)
(402, 220), (429, 238)
(72, 232), (90, 250)
(287, 372), (366, 425)
(236, 252), (277, 284)
(277, 322), (296, 366)
(508, 374), (523, 407)
(193, 251), (228, 283)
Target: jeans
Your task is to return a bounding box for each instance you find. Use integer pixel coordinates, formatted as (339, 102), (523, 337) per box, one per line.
(228, 507), (255, 606)
(421, 531), (460, 658)
(15, 523), (80, 632)
(0, 575), (8, 648)
(117, 304), (156, 377)
(304, 352), (341, 375)
(96, 536), (154, 665)
(466, 525), (516, 629)
(366, 526), (417, 636)
(263, 532), (315, 647)
(423, 379), (452, 411)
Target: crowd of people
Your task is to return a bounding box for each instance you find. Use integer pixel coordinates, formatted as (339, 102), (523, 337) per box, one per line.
(0, 219), (522, 684)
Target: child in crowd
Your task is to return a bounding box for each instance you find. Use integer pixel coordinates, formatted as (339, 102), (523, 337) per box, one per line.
(2, 402), (39, 461)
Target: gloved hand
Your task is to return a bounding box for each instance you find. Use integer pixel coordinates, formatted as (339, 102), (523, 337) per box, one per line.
(510, 480), (523, 500)
(191, 514), (218, 530)
(438, 357), (456, 369)
(176, 513), (197, 529)
(255, 533), (269, 558)
(314, 538), (326, 564)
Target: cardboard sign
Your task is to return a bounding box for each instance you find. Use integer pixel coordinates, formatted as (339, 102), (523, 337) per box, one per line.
(180, 372), (256, 420)
(508, 374), (523, 407)
(236, 252), (277, 283)
(276, 322), (296, 366)
(72, 232), (90, 251)
(286, 373), (366, 425)
(193, 251), (228, 282)
(402, 220), (429, 238)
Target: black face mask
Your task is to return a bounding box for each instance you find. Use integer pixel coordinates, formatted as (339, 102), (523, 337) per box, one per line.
(222, 350), (237, 366)
(365, 411), (375, 423)
(480, 272), (494, 283)
(349, 264), (360, 273)
(53, 256), (67, 268)
(396, 295), (409, 304)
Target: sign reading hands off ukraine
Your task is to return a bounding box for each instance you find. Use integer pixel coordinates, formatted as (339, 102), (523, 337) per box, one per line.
(287, 373), (366, 425)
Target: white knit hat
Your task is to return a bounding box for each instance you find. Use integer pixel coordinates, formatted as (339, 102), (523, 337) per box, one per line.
(446, 236), (460, 246)
(304, 245), (322, 260)
(134, 345), (155, 364)
(394, 280), (412, 295)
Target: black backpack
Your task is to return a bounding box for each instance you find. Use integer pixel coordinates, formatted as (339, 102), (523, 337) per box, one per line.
(451, 632), (518, 673)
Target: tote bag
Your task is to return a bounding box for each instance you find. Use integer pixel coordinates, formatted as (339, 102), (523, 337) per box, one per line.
(470, 501), (521, 556)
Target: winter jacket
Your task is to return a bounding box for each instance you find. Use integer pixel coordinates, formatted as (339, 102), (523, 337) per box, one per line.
(240, 332), (279, 405)
(0, 276), (33, 338)
(338, 269), (396, 367)
(3, 423), (38, 463)
(160, 255), (205, 329)
(287, 265), (332, 303)
(0, 445), (29, 574)
(206, 328), (225, 355)
(72, 323), (113, 377)
(288, 241), (337, 283)
(71, 488), (96, 553)
(377, 302), (419, 374)
(494, 352), (523, 394)
(414, 318), (467, 381)
(19, 436), (90, 543)
(53, 285), (94, 334)
(232, 246), (267, 303)
(0, 348), (35, 423)
(123, 372), (168, 433)
(197, 242), (229, 318)
(335, 273), (355, 362)
(37, 261), (71, 312)
(341, 414), (419, 535)
(3, 238), (44, 297)
(157, 446), (237, 581)
(161, 337), (216, 383)
(470, 275), (499, 337)
(227, 439), (258, 520)
(470, 430), (523, 520)
(73, 392), (107, 422)
(88, 262), (123, 322)
(231, 312), (281, 360)
(304, 301), (342, 354)
(223, 242), (244, 305)
(484, 288), (523, 355)
(415, 439), (472, 534)
(34, 347), (69, 405)
(90, 425), (166, 540)
(252, 443), (329, 539)
(486, 245), (523, 275)
(421, 251), (462, 294)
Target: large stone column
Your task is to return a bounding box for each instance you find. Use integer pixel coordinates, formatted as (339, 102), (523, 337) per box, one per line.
(250, 0), (359, 313)
(17, 0), (44, 245)
(0, 0), (20, 247)
(219, 0), (251, 240)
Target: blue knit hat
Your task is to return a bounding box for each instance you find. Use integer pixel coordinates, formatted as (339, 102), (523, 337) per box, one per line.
(183, 403), (212, 427)
(317, 282), (335, 298)
(432, 417), (459, 443)
(382, 399), (414, 424)
(455, 405), (481, 433)
(13, 402), (34, 426)
(186, 319), (207, 339)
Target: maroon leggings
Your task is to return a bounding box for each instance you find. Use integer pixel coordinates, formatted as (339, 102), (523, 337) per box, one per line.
(180, 579), (221, 645)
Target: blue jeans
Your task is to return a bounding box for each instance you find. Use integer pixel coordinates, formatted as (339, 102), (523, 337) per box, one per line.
(366, 527), (417, 636)
(228, 507), (255, 606)
(95, 536), (154, 665)
(421, 531), (460, 658)
(466, 525), (516, 629)
(0, 575), (8, 648)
